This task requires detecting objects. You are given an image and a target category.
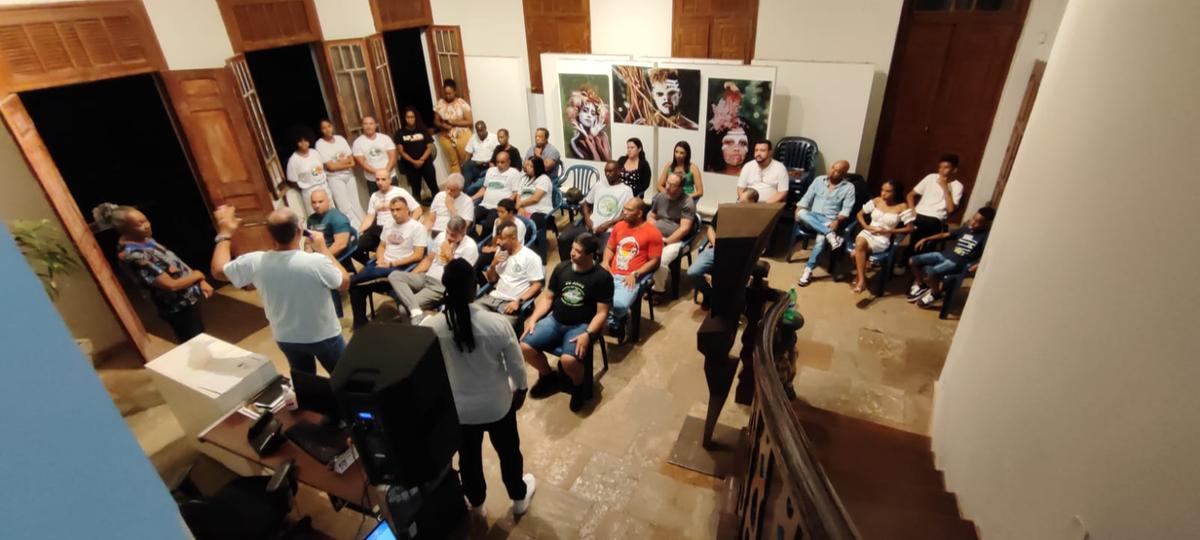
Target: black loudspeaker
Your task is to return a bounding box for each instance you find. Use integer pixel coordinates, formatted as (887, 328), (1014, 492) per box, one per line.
(709, 202), (784, 319)
(330, 324), (460, 487)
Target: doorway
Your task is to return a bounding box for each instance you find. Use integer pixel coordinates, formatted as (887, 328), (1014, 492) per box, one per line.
(384, 28), (435, 128)
(870, 0), (1030, 221)
(245, 43), (333, 167)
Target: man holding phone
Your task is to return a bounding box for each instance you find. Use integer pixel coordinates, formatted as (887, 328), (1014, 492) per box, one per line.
(476, 221), (543, 330)
(210, 206), (350, 375)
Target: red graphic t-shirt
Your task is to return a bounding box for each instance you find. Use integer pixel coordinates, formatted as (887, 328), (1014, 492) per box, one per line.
(606, 221), (664, 276)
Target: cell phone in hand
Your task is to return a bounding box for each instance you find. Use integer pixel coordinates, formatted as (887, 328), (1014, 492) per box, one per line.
(302, 229), (313, 239)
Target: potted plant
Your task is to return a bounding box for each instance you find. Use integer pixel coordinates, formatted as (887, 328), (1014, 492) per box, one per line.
(10, 219), (93, 359)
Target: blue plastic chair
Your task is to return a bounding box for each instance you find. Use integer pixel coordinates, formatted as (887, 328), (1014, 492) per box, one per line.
(774, 137), (819, 205)
(841, 221), (904, 297)
(560, 165), (600, 222)
(331, 228), (359, 318)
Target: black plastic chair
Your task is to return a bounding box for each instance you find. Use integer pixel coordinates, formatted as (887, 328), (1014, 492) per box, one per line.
(774, 137), (819, 205)
(939, 267), (975, 319)
(786, 174), (868, 269)
(174, 460), (301, 540)
(331, 228), (359, 318)
(841, 221), (905, 297)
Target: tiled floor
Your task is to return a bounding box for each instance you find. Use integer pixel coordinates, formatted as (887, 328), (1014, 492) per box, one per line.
(92, 238), (961, 539)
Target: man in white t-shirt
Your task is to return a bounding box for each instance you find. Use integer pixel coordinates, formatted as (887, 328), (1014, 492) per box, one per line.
(425, 173), (475, 234)
(352, 116), (397, 194)
(471, 149), (521, 238)
(388, 215), (478, 323)
(556, 161), (633, 262)
(477, 221), (544, 328)
(285, 127), (330, 217)
(462, 120), (499, 184)
(356, 170), (422, 262)
(210, 206), (350, 375)
(737, 140), (789, 204)
(316, 119), (366, 228)
(903, 153), (966, 266)
(350, 197), (428, 328)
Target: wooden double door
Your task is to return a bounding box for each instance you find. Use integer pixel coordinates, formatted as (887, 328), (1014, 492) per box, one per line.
(871, 0), (1030, 221)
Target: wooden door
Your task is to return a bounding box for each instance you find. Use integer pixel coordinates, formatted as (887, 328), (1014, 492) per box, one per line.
(522, 0), (591, 92)
(672, 16), (710, 58)
(671, 0), (758, 62)
(0, 93), (152, 359)
(324, 39), (381, 140)
(870, 0), (1030, 221)
(161, 69), (275, 255)
(367, 34), (402, 135)
(991, 59), (1045, 209)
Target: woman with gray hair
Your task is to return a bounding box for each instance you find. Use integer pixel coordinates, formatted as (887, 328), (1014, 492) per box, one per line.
(425, 172), (475, 235)
(93, 203), (213, 342)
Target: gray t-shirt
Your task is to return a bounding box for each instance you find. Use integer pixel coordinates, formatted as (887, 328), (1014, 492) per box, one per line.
(650, 192), (697, 238)
(223, 250), (343, 344)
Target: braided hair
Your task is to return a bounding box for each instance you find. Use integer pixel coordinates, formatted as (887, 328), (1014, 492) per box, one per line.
(440, 258), (477, 353)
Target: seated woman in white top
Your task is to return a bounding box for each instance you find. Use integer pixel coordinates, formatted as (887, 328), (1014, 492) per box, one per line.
(425, 172), (475, 234)
(851, 179), (915, 293)
(515, 157), (554, 257)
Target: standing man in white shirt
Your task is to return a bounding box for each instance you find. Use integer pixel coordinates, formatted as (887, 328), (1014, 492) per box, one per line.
(462, 120), (499, 185)
(903, 153), (965, 266)
(471, 150), (521, 239)
(352, 116), (397, 195)
(477, 221), (544, 329)
(285, 127), (330, 217)
(425, 173), (474, 235)
(389, 215), (478, 323)
(315, 119), (366, 228)
(349, 197), (428, 328)
(356, 170), (422, 262)
(210, 206), (350, 375)
(736, 140), (790, 204)
(555, 161), (633, 262)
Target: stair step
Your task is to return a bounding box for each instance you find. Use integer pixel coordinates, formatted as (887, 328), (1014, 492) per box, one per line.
(794, 403), (933, 452)
(819, 472), (960, 515)
(848, 501), (978, 540)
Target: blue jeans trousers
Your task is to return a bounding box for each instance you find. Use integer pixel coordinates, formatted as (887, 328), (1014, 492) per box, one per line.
(797, 209), (839, 270)
(277, 334), (345, 374)
(687, 247), (716, 299)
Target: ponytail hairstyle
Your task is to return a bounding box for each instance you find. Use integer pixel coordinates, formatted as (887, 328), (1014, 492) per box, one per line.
(440, 258), (477, 353)
(92, 203), (136, 234)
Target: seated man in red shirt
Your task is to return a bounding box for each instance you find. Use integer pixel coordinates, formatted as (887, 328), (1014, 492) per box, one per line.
(602, 198), (663, 333)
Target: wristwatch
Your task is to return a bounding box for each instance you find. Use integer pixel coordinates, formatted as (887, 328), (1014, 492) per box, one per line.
(214, 233), (233, 243)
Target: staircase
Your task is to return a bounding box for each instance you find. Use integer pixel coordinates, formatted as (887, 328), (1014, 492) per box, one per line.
(792, 402), (978, 540)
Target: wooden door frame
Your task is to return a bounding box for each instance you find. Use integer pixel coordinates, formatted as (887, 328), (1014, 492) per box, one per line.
(991, 59), (1045, 209)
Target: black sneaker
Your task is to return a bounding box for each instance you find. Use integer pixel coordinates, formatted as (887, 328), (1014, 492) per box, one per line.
(569, 386), (587, 412)
(907, 284), (930, 302)
(529, 374), (559, 399)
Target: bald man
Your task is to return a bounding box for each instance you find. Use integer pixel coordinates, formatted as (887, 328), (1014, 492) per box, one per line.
(211, 205), (351, 375)
(795, 159), (856, 287)
(602, 198), (663, 336)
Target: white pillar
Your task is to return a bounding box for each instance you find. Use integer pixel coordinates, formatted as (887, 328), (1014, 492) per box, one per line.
(931, 1), (1200, 538)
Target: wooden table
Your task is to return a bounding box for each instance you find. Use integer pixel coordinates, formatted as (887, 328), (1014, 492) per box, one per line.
(199, 407), (373, 509)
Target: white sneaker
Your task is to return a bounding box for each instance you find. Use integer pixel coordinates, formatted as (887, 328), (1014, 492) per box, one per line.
(409, 308), (425, 325)
(512, 473), (537, 516)
(825, 232), (844, 250)
(798, 267), (814, 287)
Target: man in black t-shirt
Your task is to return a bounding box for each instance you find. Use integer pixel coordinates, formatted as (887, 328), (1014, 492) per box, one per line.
(907, 206), (995, 308)
(520, 232), (613, 411)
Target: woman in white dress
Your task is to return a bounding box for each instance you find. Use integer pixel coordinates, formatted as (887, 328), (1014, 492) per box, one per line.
(315, 119), (367, 228)
(851, 179), (915, 293)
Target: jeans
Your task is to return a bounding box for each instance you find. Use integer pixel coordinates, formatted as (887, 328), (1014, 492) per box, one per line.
(797, 209), (839, 270)
(609, 273), (639, 323)
(458, 404), (526, 506)
(277, 334), (345, 374)
(910, 252), (962, 278)
(461, 161), (488, 188)
(163, 303), (204, 343)
(465, 176), (486, 196)
(687, 247), (716, 300)
(521, 314), (589, 359)
(349, 261), (401, 327)
(903, 214), (947, 265)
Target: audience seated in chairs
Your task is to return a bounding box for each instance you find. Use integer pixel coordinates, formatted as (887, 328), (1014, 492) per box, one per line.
(907, 206), (994, 309)
(557, 160), (634, 263)
(516, 156), (554, 257)
(736, 139), (789, 204)
(688, 188), (758, 308)
(425, 173), (474, 236)
(520, 233), (613, 412)
(461, 120), (498, 185)
(648, 172), (697, 295)
(602, 198), (662, 334)
(476, 221), (544, 328)
(659, 140), (704, 201)
(796, 159), (855, 287)
(388, 215), (478, 324)
(850, 179), (915, 293)
(903, 154), (965, 267)
(476, 199), (527, 273)
(467, 128), (522, 196)
(355, 170), (422, 263)
(471, 148), (521, 239)
(350, 197), (428, 328)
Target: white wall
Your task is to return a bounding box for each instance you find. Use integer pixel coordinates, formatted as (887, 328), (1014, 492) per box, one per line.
(590, 0), (672, 57)
(931, 1), (1200, 538)
(964, 0), (1068, 217)
(141, 0), (233, 70)
(755, 0), (904, 175)
(313, 0), (376, 41)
